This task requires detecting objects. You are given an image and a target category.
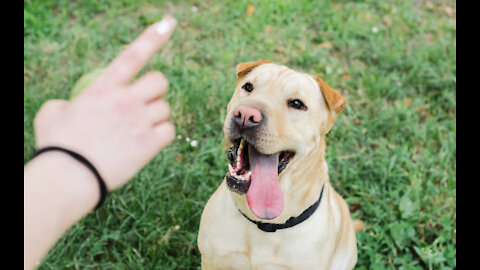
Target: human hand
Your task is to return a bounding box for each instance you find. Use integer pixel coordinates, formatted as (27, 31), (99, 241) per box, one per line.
(33, 16), (177, 190)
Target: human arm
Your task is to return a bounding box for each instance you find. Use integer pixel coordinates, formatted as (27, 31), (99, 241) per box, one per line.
(24, 16), (176, 269)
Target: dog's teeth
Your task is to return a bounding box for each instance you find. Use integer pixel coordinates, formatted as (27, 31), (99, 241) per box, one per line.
(228, 164), (234, 173)
(238, 139), (246, 154)
(236, 155), (241, 167)
(245, 171), (251, 180)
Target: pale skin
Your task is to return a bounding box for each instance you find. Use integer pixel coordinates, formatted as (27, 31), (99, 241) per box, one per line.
(24, 16), (177, 269)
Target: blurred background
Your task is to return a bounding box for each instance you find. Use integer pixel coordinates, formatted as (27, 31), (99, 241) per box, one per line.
(24, 0), (456, 269)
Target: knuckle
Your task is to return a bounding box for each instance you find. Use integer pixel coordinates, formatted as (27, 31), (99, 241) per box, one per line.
(158, 101), (170, 119)
(165, 122), (175, 137)
(162, 123), (176, 142)
(149, 72), (168, 90)
(148, 71), (165, 81)
(148, 101), (170, 122)
(159, 100), (170, 112)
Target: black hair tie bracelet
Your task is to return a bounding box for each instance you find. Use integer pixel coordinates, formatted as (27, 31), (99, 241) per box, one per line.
(31, 146), (108, 210)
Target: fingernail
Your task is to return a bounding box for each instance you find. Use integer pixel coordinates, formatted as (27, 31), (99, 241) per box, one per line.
(156, 15), (176, 35)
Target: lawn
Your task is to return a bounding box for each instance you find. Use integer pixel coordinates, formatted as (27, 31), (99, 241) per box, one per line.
(24, 0), (456, 269)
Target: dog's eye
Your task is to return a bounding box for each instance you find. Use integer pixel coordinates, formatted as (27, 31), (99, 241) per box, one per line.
(288, 99), (308, 111)
(242, 82), (254, 93)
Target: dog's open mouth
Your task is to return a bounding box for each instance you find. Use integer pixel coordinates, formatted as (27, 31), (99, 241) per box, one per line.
(226, 138), (295, 220)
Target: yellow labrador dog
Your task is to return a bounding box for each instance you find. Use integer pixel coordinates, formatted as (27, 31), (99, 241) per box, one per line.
(198, 60), (362, 270)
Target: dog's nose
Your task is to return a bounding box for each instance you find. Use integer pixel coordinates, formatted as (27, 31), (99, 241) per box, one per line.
(234, 105), (263, 128)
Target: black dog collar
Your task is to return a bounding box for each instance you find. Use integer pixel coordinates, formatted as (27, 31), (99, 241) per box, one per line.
(239, 183), (325, 232)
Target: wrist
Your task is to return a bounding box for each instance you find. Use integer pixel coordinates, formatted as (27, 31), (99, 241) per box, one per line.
(24, 151), (100, 268)
(25, 151), (100, 218)
(31, 146), (108, 209)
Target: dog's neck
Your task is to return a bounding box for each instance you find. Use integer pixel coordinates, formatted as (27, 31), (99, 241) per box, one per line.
(230, 135), (329, 223)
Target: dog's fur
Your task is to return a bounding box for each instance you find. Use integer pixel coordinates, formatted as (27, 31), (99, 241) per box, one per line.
(198, 61), (362, 269)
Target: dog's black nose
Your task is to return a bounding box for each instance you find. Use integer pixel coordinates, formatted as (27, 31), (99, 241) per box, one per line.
(234, 105), (263, 128)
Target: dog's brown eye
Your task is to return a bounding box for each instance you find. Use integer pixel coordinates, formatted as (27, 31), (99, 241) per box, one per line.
(288, 99), (308, 111)
(242, 82), (254, 93)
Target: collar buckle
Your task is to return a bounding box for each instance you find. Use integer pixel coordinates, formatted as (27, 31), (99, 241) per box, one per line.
(257, 222), (277, 232)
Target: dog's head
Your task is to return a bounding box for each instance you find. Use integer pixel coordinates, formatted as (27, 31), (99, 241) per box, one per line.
(224, 60), (346, 220)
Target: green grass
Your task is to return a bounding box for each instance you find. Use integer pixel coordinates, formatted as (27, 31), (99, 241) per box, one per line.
(24, 0), (456, 269)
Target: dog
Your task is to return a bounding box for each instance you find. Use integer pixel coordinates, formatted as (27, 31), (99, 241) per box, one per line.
(198, 60), (363, 269)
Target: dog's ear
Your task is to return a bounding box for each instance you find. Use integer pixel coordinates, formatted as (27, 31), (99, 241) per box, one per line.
(312, 76), (346, 114)
(236, 60), (272, 78)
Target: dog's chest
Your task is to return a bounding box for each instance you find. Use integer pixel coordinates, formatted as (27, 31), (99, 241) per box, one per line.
(206, 221), (335, 270)
(249, 229), (334, 268)
(198, 186), (336, 269)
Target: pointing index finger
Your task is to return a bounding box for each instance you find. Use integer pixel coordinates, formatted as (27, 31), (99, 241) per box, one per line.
(100, 16), (177, 86)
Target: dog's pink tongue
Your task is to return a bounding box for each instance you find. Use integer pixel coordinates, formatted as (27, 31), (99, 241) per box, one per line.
(246, 144), (283, 220)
